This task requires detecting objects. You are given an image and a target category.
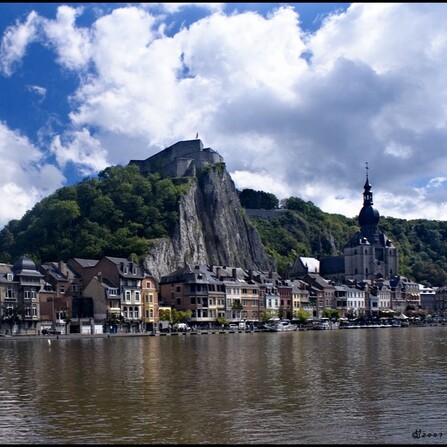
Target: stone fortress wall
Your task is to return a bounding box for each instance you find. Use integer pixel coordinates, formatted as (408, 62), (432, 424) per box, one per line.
(129, 139), (224, 178)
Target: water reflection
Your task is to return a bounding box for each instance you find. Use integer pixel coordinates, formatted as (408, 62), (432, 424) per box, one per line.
(1, 328), (447, 444)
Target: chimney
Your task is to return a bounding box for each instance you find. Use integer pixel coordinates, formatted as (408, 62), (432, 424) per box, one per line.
(216, 267), (221, 279)
(58, 260), (67, 277)
(232, 268), (237, 279)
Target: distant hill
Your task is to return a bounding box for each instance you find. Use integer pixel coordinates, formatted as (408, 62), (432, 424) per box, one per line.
(1, 159), (447, 286)
(240, 191), (447, 287)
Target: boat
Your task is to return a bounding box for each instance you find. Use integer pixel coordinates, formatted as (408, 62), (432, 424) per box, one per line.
(270, 320), (297, 332)
(314, 317), (331, 330)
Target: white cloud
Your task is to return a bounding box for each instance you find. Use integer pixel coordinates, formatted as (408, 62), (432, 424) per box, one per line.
(0, 11), (40, 76)
(0, 122), (65, 227)
(41, 5), (92, 70)
(26, 84), (47, 100)
(3, 3), (447, 226)
(50, 128), (109, 176)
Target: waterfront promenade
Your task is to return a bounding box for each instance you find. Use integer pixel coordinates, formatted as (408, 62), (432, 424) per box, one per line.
(1, 321), (442, 341)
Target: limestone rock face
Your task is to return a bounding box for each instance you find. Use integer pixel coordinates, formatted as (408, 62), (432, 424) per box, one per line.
(144, 166), (274, 280)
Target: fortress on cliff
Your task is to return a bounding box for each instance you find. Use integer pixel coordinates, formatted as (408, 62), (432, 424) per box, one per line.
(129, 138), (224, 178)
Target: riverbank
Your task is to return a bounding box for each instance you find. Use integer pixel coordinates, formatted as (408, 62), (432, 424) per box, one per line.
(1, 323), (443, 341)
(0, 328), (265, 341)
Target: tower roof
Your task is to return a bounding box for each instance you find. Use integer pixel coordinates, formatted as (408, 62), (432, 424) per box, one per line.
(358, 162), (379, 229)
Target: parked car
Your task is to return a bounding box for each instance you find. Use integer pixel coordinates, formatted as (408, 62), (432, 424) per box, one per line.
(173, 323), (191, 331)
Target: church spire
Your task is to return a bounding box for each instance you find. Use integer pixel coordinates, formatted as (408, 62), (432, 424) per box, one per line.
(363, 162), (373, 207)
(358, 162), (380, 232)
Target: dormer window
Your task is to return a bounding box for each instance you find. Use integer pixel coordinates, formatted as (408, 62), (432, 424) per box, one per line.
(6, 273), (13, 281)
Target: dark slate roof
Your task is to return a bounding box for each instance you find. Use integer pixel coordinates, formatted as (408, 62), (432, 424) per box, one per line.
(12, 255), (42, 277)
(320, 256), (345, 275)
(72, 258), (99, 268)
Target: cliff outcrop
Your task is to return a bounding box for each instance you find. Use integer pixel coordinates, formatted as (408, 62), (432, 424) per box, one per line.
(143, 165), (275, 280)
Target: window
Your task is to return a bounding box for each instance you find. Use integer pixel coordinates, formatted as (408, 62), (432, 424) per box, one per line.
(149, 309), (154, 318)
(71, 284), (78, 292)
(135, 292), (140, 302)
(129, 307), (133, 318)
(125, 291), (131, 302)
(60, 286), (65, 294)
(191, 297), (196, 304)
(176, 286), (181, 293)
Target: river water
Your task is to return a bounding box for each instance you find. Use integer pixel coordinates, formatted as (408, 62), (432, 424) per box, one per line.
(1, 327), (447, 444)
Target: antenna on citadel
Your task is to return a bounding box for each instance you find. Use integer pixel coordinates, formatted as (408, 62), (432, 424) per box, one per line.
(195, 132), (199, 139)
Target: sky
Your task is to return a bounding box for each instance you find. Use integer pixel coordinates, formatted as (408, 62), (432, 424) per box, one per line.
(1, 2), (447, 230)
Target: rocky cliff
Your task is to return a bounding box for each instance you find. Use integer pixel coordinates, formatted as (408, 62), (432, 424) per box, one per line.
(143, 165), (275, 280)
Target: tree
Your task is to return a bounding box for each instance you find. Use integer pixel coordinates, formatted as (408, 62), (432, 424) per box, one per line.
(217, 316), (228, 326)
(295, 308), (311, 324)
(232, 299), (243, 310)
(105, 313), (124, 333)
(1, 306), (22, 334)
(239, 188), (279, 209)
(322, 309), (340, 320)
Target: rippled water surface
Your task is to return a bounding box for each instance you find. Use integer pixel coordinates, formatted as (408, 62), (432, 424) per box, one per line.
(1, 327), (447, 444)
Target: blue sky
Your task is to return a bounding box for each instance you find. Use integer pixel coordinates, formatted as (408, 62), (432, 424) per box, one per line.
(1, 2), (447, 229)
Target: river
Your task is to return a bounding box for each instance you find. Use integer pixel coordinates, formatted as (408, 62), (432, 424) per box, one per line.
(1, 327), (447, 444)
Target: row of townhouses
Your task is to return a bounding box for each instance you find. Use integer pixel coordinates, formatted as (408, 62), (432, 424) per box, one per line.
(0, 253), (441, 336)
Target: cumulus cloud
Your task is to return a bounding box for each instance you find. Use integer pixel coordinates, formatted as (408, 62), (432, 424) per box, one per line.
(0, 11), (40, 76)
(2, 2), (447, 227)
(0, 122), (65, 227)
(41, 5), (91, 70)
(50, 128), (109, 176)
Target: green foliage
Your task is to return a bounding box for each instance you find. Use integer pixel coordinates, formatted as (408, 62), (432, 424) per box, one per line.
(159, 308), (192, 324)
(217, 316), (228, 326)
(260, 310), (277, 321)
(2, 160), (447, 289)
(0, 164), (187, 263)
(251, 197), (447, 286)
(238, 188), (279, 210)
(159, 309), (171, 321)
(322, 309), (340, 320)
(232, 299), (243, 310)
(294, 308), (311, 323)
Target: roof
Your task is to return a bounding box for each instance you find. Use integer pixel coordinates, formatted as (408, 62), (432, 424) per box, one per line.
(300, 257), (320, 273)
(72, 258), (99, 268)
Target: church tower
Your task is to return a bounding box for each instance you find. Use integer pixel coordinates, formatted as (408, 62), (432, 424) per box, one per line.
(344, 164), (398, 281)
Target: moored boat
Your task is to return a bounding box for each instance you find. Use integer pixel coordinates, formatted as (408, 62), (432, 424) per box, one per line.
(270, 320), (297, 332)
